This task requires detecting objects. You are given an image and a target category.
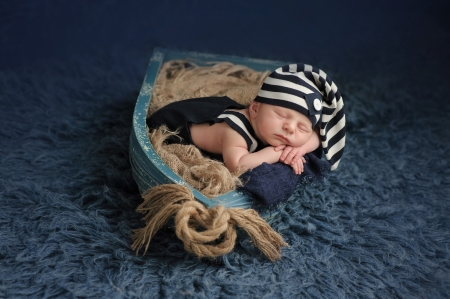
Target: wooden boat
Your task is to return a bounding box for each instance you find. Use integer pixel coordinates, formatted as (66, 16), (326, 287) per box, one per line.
(129, 48), (286, 219)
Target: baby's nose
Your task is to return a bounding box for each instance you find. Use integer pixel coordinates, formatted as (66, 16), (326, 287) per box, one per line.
(283, 121), (295, 133)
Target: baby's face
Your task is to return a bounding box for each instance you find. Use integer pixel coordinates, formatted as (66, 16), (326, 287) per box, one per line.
(250, 102), (314, 147)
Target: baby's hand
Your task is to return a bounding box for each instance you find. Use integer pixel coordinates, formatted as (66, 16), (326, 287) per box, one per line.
(276, 146), (306, 175)
(278, 146), (305, 164)
(290, 157), (306, 175)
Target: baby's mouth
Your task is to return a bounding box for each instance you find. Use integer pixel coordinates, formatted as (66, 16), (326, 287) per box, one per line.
(275, 134), (289, 143)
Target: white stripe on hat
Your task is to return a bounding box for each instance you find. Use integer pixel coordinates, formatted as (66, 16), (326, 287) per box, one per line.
(263, 76), (315, 95)
(328, 137), (346, 171)
(321, 98), (343, 122)
(303, 64), (313, 72)
(319, 69), (327, 80)
(257, 90), (309, 111)
(321, 116), (346, 149)
(314, 114), (320, 124)
(274, 69), (322, 93)
(331, 160), (341, 171)
(330, 81), (338, 94)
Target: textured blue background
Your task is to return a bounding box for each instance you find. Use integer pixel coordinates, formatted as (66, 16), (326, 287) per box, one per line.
(1, 1), (449, 298)
(2, 0), (449, 73)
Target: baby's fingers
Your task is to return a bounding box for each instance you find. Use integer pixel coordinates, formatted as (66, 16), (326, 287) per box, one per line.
(291, 160), (304, 175)
(291, 162), (299, 175)
(284, 153), (294, 164)
(274, 144), (286, 152)
(298, 160), (304, 173)
(287, 152), (305, 165)
(279, 146), (292, 161)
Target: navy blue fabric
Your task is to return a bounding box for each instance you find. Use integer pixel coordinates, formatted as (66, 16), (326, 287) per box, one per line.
(240, 154), (330, 208)
(147, 97), (245, 146)
(1, 1), (450, 298)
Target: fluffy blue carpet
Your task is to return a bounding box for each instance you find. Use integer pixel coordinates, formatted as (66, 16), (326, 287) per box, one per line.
(1, 1), (449, 298)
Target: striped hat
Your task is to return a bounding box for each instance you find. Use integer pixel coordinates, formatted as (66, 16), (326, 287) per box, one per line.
(254, 63), (346, 170)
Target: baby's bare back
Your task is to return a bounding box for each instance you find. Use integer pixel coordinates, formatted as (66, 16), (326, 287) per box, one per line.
(190, 122), (229, 155)
(190, 108), (251, 156)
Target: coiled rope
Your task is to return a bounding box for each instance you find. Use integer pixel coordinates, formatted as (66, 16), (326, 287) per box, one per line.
(131, 184), (288, 261)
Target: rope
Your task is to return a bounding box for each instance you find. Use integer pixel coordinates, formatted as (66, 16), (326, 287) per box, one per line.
(131, 184), (288, 261)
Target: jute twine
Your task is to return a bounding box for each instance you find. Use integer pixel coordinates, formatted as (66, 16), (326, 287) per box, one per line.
(149, 60), (269, 115)
(148, 125), (244, 198)
(131, 184), (288, 261)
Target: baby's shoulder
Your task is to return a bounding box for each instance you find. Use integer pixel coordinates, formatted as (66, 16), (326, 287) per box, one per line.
(220, 123), (249, 148)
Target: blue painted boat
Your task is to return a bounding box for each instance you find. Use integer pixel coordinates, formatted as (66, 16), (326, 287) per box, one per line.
(129, 48), (286, 219)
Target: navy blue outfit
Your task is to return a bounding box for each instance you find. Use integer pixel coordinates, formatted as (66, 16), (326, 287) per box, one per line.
(147, 96), (330, 209)
(146, 96), (265, 161)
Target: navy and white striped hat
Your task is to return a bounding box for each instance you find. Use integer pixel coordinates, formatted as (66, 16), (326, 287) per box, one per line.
(254, 63), (346, 170)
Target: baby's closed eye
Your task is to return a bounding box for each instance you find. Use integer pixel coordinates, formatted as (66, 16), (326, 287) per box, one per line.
(275, 111), (286, 118)
(297, 124), (311, 132)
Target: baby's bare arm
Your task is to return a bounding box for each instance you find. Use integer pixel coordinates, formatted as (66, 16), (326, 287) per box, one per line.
(223, 146), (282, 172)
(221, 129), (282, 172)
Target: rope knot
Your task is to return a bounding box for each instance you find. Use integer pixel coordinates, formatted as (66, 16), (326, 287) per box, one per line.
(175, 202), (237, 258)
(131, 184), (288, 261)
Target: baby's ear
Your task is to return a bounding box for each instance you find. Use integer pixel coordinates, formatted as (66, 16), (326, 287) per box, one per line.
(249, 101), (260, 118)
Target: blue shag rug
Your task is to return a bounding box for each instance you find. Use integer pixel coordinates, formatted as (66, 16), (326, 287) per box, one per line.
(1, 1), (450, 298)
